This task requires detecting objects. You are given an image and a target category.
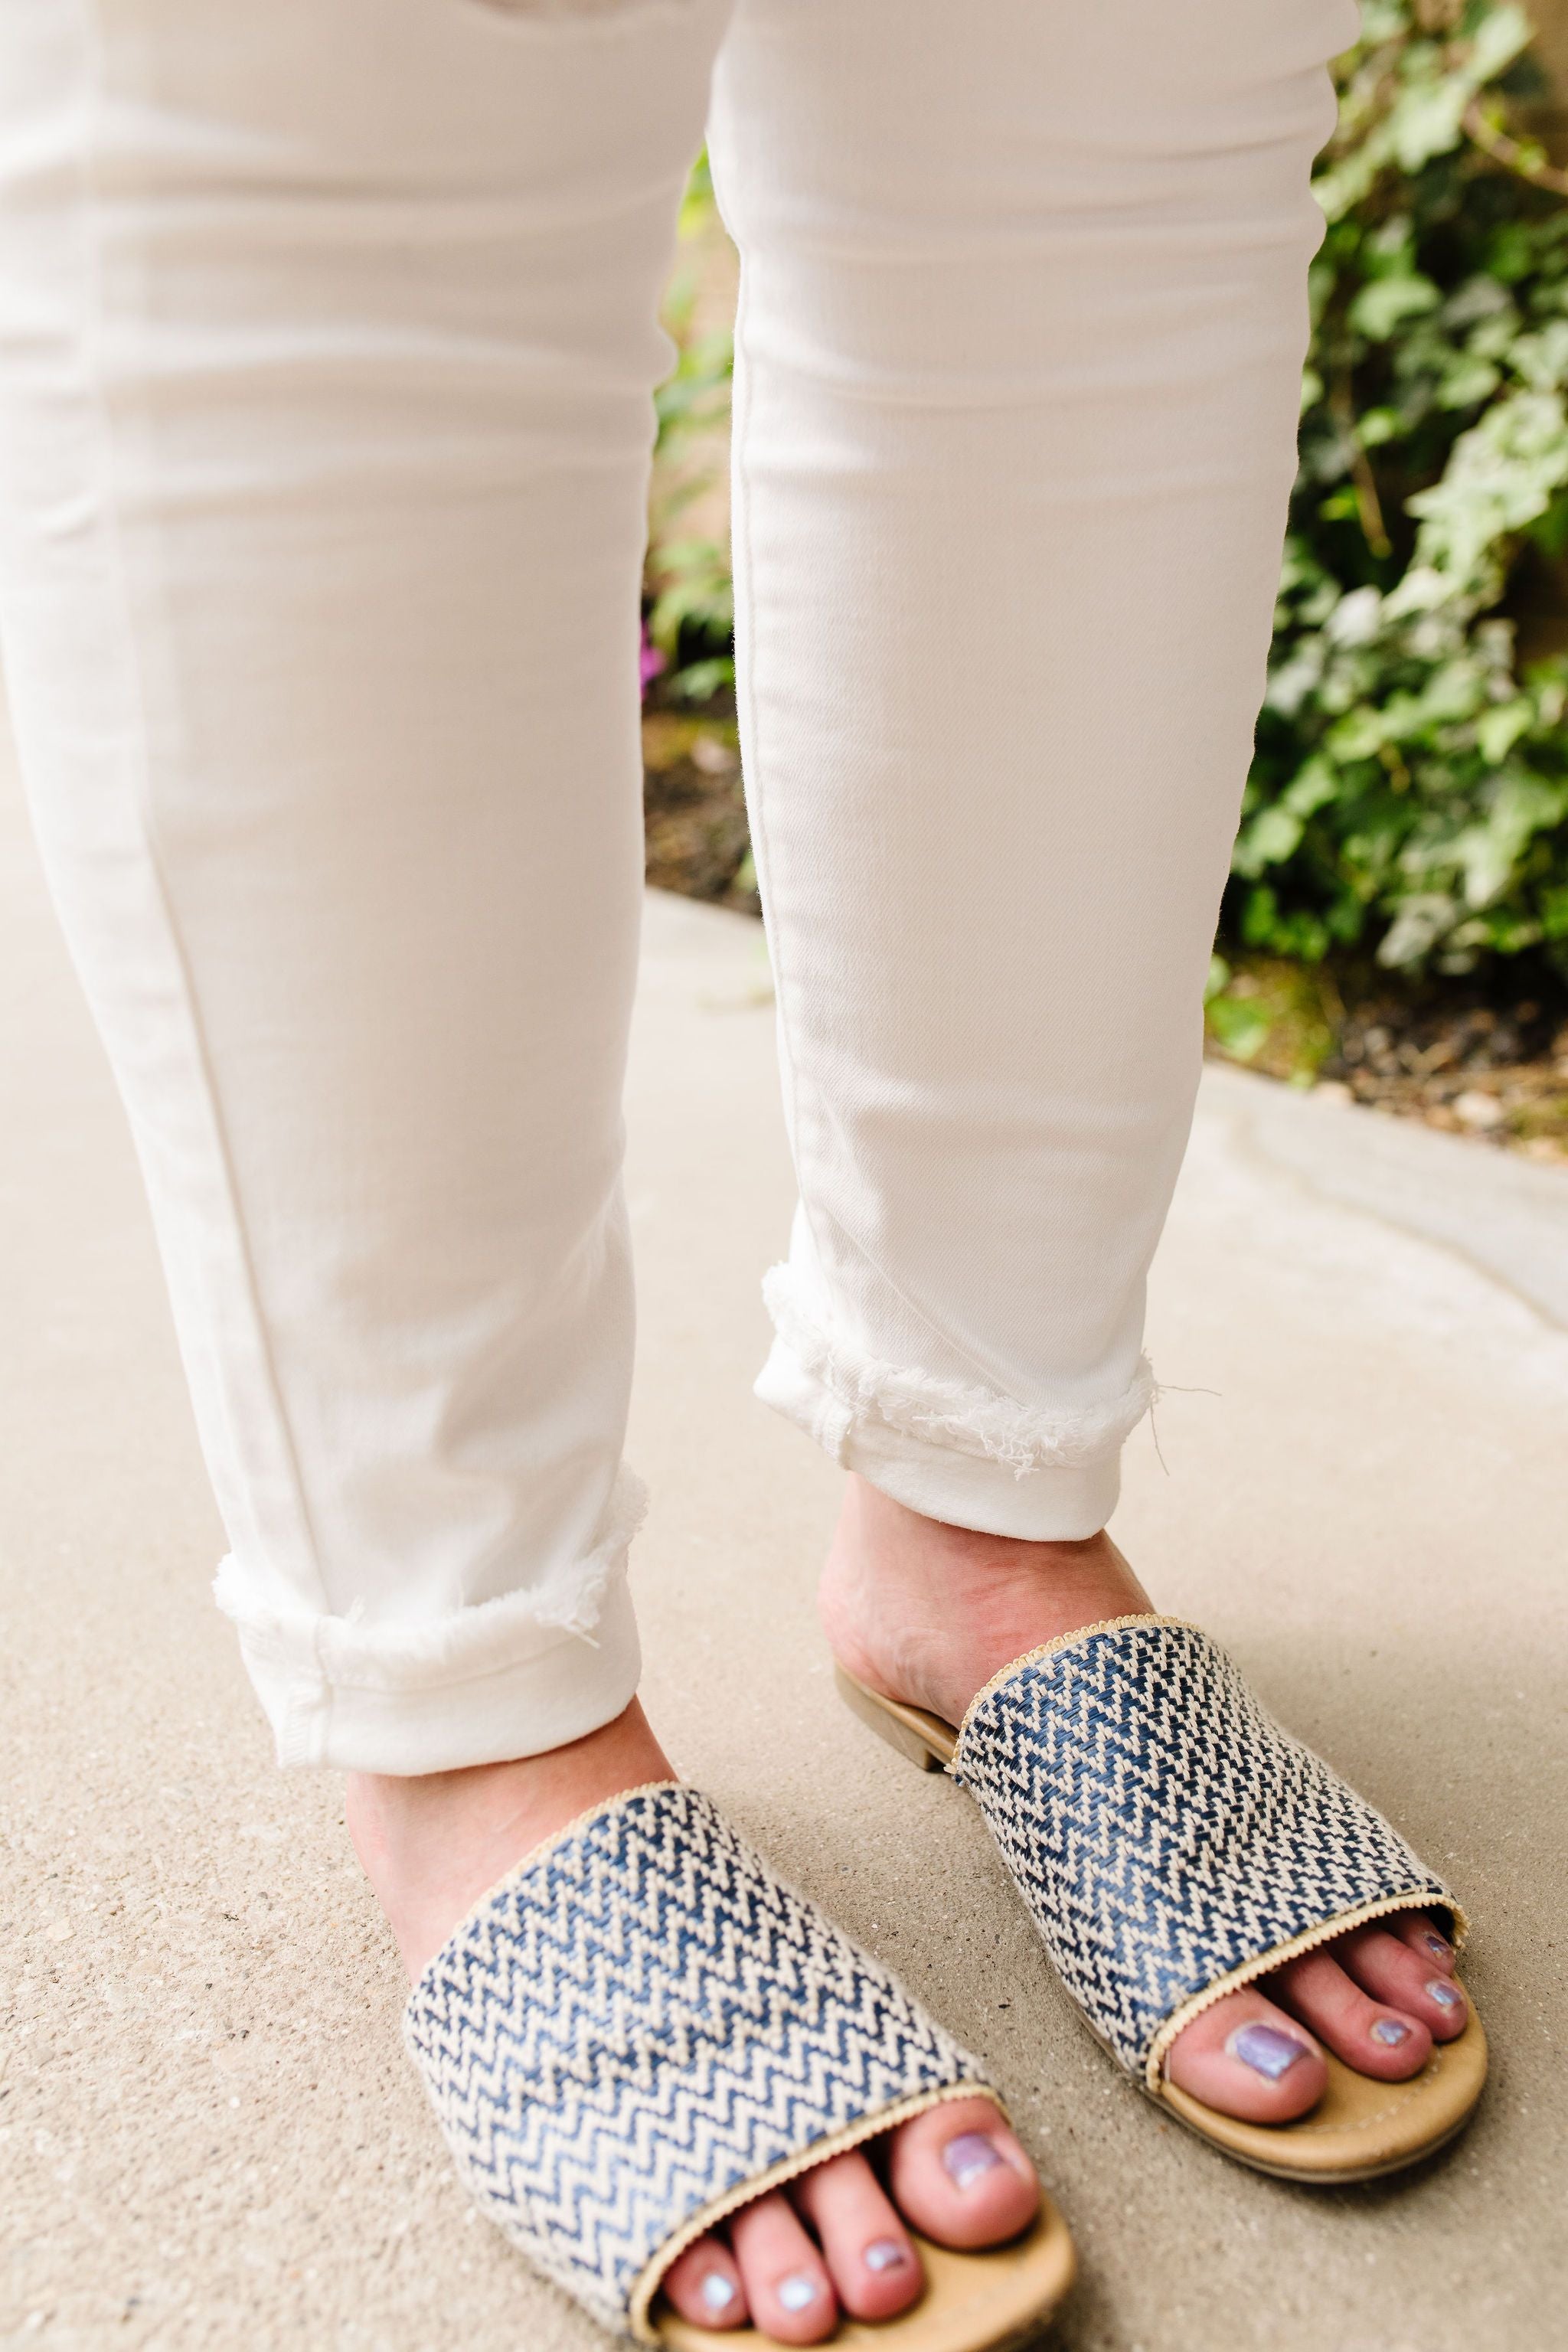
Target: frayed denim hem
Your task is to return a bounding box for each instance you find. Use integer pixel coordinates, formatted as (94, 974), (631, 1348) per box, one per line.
(213, 1467), (646, 1770)
(760, 1264), (1155, 1474)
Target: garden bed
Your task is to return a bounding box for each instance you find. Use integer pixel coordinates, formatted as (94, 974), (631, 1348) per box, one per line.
(1205, 950), (1568, 1156)
(642, 710), (756, 915)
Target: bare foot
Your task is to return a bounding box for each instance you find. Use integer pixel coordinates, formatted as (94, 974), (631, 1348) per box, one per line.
(820, 1475), (1468, 2132)
(347, 1700), (1040, 2340)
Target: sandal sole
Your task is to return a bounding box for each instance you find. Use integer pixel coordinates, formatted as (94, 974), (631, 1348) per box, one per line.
(655, 2203), (1076, 2350)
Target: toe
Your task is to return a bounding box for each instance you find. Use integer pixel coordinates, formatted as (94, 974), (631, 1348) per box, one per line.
(1163, 1987), (1328, 2122)
(1390, 1909), (1459, 1981)
(728, 2191), (837, 2345)
(1270, 1946), (1433, 2078)
(791, 2150), (923, 2322)
(1335, 1922), (1469, 2040)
(661, 2236), (748, 2332)
(886, 2096), (1040, 2252)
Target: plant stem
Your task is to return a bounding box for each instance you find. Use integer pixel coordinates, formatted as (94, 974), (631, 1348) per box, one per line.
(1462, 98), (1568, 199)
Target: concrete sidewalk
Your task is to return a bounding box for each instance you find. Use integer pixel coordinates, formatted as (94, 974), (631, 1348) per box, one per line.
(2, 733), (1566, 2350)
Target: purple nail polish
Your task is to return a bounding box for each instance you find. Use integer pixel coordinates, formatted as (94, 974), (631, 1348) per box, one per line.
(1370, 2017), (1410, 2046)
(1228, 2023), (1312, 2080)
(864, 2239), (910, 2273)
(1423, 1932), (1450, 1961)
(1427, 1980), (1462, 2011)
(942, 2132), (1004, 2190)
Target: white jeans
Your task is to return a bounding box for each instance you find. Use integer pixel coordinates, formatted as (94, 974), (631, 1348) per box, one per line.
(0, 0), (1354, 1772)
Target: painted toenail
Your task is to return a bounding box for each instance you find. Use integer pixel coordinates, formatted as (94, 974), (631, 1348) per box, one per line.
(1424, 1932), (1450, 1961)
(864, 2239), (910, 2273)
(942, 2132), (1004, 2190)
(1370, 2018), (1410, 2046)
(1228, 2023), (1312, 2080)
(776, 2276), (820, 2313)
(1428, 1980), (1462, 2011)
(700, 2274), (737, 2313)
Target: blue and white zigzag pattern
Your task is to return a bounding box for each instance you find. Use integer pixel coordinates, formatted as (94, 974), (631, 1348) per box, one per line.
(404, 1784), (985, 2338)
(956, 1620), (1453, 2082)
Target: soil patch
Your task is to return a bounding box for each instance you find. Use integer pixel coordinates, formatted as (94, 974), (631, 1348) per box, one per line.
(642, 710), (757, 916)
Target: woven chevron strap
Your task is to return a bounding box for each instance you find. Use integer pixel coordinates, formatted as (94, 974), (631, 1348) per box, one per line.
(404, 1782), (989, 2341)
(954, 1617), (1461, 2089)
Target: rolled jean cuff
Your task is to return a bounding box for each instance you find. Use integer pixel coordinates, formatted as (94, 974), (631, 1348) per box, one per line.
(213, 1475), (645, 1774)
(754, 1267), (1147, 1541)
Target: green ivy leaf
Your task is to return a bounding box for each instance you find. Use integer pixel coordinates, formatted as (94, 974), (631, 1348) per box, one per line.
(1207, 997), (1273, 1061)
(1350, 272), (1443, 339)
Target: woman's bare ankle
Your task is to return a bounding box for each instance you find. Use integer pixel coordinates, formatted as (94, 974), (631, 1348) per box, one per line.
(345, 1699), (675, 1978)
(819, 1475), (1152, 1731)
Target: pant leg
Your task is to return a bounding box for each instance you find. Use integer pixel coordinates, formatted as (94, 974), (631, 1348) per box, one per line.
(0, 0), (730, 1771)
(707, 0), (1356, 1539)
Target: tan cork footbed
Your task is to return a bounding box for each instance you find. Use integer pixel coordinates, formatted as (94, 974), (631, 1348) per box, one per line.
(655, 2203), (1076, 2352)
(834, 1663), (1488, 2187)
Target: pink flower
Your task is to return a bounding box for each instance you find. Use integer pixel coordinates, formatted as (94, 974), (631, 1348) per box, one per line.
(639, 622), (666, 699)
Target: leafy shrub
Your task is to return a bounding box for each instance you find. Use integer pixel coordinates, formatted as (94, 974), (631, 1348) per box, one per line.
(1238, 0), (1568, 982)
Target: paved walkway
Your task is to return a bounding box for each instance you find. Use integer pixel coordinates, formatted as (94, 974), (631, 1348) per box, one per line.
(3, 726), (1566, 2350)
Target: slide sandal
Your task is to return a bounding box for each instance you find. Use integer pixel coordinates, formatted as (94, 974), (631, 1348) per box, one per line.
(837, 1614), (1487, 2185)
(405, 1781), (1076, 2346)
